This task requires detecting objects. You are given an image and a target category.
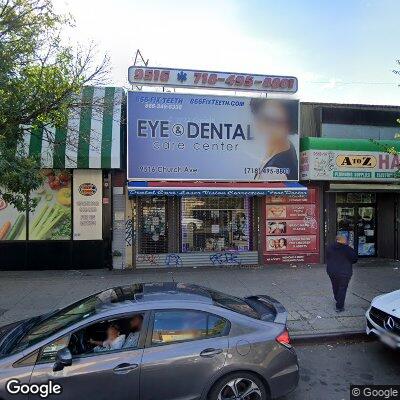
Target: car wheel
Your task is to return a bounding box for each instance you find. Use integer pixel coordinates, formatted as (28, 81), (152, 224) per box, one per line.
(208, 372), (269, 400)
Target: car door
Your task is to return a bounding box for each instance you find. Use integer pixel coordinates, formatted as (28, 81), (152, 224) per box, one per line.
(28, 312), (149, 400)
(140, 309), (229, 400)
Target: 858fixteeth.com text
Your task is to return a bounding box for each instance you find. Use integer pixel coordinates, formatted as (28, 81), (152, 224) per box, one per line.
(351, 386), (400, 400)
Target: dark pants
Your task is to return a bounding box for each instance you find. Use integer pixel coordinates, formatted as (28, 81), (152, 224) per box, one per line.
(328, 273), (351, 309)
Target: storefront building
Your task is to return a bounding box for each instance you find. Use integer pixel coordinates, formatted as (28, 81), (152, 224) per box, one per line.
(124, 181), (308, 268)
(0, 86), (124, 269)
(117, 67), (315, 269)
(300, 102), (400, 260)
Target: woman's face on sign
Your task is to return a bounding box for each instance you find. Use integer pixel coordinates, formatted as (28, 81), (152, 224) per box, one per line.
(255, 102), (290, 147)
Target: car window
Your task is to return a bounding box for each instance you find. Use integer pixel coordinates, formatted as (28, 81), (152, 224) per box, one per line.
(37, 312), (145, 362)
(151, 310), (227, 345)
(11, 285), (144, 354)
(39, 335), (70, 363)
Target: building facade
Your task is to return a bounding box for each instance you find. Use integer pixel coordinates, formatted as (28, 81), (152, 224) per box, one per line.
(300, 102), (400, 261)
(113, 90), (318, 269)
(0, 86), (124, 270)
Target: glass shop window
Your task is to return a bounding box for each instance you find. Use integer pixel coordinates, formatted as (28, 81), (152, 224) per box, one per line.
(138, 197), (168, 254)
(181, 197), (250, 252)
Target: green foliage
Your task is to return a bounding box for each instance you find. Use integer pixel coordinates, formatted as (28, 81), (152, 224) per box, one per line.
(0, 0), (108, 211)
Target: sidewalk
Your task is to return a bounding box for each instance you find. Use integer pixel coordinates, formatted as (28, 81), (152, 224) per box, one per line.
(0, 261), (399, 338)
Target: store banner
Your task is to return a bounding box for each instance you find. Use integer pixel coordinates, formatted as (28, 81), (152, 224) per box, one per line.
(264, 187), (320, 264)
(300, 137), (400, 182)
(73, 170), (103, 240)
(128, 66), (298, 93)
(127, 92), (299, 182)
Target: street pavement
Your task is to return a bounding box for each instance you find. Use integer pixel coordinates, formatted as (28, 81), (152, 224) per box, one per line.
(0, 260), (399, 337)
(285, 339), (400, 400)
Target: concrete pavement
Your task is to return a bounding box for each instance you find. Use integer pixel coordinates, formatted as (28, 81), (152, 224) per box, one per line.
(285, 340), (400, 400)
(0, 261), (399, 337)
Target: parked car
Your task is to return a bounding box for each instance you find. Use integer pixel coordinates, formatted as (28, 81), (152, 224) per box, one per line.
(0, 282), (299, 400)
(366, 289), (400, 349)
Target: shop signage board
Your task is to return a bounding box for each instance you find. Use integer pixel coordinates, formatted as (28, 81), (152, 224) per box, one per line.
(73, 170), (103, 240)
(300, 137), (400, 182)
(128, 67), (298, 94)
(264, 187), (320, 264)
(127, 92), (299, 182)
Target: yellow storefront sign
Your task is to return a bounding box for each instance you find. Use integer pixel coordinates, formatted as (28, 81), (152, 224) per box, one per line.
(336, 155), (377, 168)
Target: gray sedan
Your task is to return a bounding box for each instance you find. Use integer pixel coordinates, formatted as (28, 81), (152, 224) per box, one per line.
(0, 282), (299, 399)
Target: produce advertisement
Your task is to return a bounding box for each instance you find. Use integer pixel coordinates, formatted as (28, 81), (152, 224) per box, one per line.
(0, 191), (26, 241)
(29, 169), (72, 240)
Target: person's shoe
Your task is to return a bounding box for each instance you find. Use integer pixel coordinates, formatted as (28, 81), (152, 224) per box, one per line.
(335, 307), (345, 312)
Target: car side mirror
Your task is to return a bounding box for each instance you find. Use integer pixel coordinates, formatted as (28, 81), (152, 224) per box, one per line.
(53, 347), (72, 372)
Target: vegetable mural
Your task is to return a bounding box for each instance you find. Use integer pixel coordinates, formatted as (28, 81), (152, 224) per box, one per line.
(0, 194), (25, 241)
(29, 170), (72, 240)
(0, 169), (72, 241)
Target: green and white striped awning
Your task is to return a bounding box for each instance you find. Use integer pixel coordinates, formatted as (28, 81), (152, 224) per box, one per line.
(19, 86), (124, 169)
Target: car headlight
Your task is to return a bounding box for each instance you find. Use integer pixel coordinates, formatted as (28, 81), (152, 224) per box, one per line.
(371, 294), (384, 304)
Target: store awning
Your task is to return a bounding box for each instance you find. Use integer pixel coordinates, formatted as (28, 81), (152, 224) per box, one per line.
(127, 181), (307, 197)
(19, 86), (124, 169)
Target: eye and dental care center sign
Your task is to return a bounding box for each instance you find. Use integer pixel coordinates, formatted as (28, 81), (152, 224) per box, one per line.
(301, 137), (400, 181)
(127, 92), (299, 182)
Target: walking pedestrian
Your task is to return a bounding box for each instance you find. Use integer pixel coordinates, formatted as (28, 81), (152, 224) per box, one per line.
(326, 234), (358, 312)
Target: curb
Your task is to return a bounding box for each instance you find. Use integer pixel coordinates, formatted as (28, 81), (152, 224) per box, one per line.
(291, 330), (371, 344)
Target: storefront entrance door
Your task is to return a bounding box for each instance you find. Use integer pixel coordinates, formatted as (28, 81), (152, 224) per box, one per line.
(336, 194), (376, 256)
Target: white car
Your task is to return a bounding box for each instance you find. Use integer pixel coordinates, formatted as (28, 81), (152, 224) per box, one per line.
(366, 289), (400, 349)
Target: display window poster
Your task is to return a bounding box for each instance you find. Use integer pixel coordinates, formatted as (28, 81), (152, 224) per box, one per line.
(29, 169), (72, 241)
(264, 187), (320, 264)
(266, 189), (316, 204)
(0, 190), (26, 241)
(267, 219), (318, 236)
(73, 170), (103, 240)
(266, 204), (316, 220)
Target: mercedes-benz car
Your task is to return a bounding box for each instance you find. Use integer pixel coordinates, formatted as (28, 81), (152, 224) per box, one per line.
(0, 282), (299, 400)
(366, 289), (400, 349)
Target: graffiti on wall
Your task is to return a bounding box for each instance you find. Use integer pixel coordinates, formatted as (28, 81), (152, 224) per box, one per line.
(136, 254), (160, 266)
(210, 251), (242, 266)
(135, 251), (246, 268)
(165, 254), (183, 267)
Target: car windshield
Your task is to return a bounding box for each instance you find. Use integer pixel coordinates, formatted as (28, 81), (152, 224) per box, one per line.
(9, 284), (143, 354)
(205, 288), (260, 319)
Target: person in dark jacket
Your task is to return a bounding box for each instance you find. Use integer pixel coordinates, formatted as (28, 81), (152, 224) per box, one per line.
(326, 235), (358, 312)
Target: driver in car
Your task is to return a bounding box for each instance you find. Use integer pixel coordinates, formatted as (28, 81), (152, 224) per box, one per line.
(89, 323), (126, 352)
(123, 314), (143, 349)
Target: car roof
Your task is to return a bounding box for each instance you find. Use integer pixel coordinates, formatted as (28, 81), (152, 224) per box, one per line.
(93, 282), (214, 311)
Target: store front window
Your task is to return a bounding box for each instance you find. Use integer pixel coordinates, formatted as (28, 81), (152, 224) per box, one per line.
(138, 197), (168, 254)
(181, 197), (250, 252)
(336, 193), (376, 256)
